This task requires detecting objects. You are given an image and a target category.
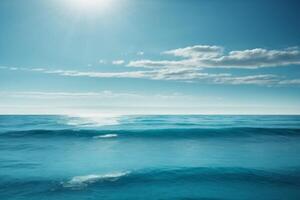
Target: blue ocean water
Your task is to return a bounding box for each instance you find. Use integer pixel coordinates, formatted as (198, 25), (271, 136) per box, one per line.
(0, 115), (300, 200)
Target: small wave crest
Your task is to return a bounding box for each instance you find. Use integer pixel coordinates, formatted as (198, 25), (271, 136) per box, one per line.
(61, 167), (300, 190)
(62, 171), (129, 189)
(93, 134), (118, 139)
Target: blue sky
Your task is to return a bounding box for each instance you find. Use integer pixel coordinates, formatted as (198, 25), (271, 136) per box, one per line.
(0, 0), (300, 114)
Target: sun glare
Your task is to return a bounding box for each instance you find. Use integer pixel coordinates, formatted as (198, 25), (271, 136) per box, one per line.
(67, 0), (114, 13)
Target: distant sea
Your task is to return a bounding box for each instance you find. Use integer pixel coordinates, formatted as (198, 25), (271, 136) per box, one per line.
(1, 115), (300, 200)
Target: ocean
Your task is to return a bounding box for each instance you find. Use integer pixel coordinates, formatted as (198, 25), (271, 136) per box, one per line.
(0, 115), (300, 200)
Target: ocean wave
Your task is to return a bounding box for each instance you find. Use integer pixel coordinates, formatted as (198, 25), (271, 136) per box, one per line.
(2, 115), (300, 132)
(62, 171), (130, 189)
(126, 167), (300, 185)
(1, 167), (299, 194)
(0, 161), (40, 169)
(58, 167), (300, 190)
(1, 127), (300, 139)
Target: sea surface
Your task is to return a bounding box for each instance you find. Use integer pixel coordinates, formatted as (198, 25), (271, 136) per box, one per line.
(0, 115), (300, 200)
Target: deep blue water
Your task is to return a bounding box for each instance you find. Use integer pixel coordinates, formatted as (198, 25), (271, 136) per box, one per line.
(1, 115), (300, 200)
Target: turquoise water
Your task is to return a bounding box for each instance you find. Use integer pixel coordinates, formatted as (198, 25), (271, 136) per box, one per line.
(0, 115), (300, 200)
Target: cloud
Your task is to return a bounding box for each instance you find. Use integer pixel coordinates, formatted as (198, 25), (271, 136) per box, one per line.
(213, 74), (279, 85)
(207, 48), (300, 68)
(128, 45), (300, 69)
(164, 45), (223, 59)
(0, 65), (298, 86)
(143, 68), (230, 81)
(32, 67), (231, 82)
(0, 91), (142, 99)
(1, 44), (300, 87)
(128, 59), (196, 69)
(0, 91), (205, 103)
(112, 60), (125, 65)
(279, 79), (300, 85)
(44, 69), (149, 79)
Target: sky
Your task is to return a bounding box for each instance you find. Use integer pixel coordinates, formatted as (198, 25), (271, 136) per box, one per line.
(0, 0), (300, 115)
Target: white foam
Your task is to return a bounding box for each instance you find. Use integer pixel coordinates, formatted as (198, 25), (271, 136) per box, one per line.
(93, 134), (118, 139)
(63, 171), (129, 188)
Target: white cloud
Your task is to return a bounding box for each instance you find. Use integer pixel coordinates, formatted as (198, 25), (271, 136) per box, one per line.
(112, 60), (125, 65)
(207, 48), (300, 68)
(213, 74), (279, 85)
(31, 67), (231, 82)
(1, 43), (300, 87)
(279, 79), (300, 85)
(0, 91), (142, 99)
(0, 91), (208, 105)
(164, 45), (223, 59)
(0, 65), (298, 86)
(128, 59), (197, 69)
(128, 45), (300, 69)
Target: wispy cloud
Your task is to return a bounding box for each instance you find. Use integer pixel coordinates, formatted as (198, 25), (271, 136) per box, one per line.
(1, 43), (300, 88)
(214, 74), (279, 85)
(128, 45), (300, 69)
(0, 91), (142, 99)
(0, 66), (229, 81)
(164, 45), (223, 59)
(0, 65), (298, 86)
(112, 60), (125, 65)
(0, 91), (208, 103)
(279, 79), (300, 85)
